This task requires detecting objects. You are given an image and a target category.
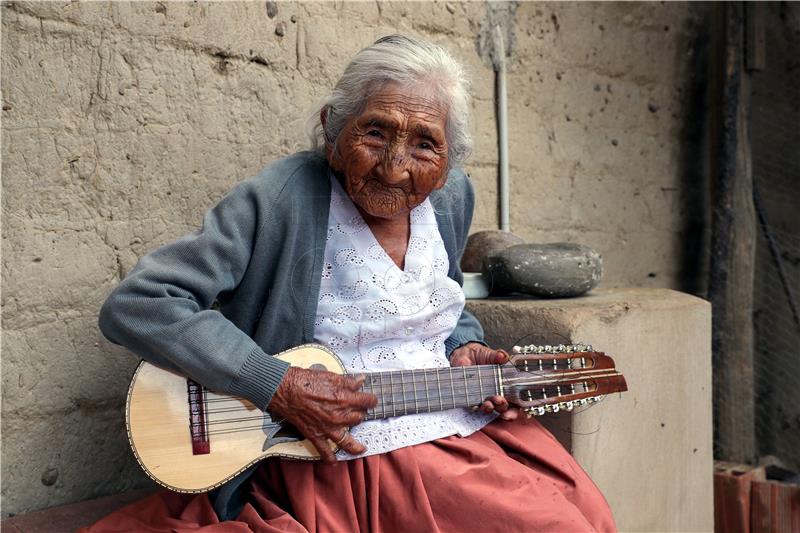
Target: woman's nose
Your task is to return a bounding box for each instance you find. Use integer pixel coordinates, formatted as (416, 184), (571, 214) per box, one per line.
(381, 147), (411, 184)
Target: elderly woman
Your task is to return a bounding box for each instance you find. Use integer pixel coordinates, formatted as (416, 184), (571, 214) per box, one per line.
(88, 35), (615, 532)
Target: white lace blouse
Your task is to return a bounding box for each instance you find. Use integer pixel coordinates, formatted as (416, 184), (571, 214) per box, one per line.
(313, 175), (495, 459)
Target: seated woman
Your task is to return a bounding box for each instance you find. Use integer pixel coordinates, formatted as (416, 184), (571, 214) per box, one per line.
(88, 35), (616, 532)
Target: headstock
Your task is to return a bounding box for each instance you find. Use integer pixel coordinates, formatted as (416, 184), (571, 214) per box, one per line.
(505, 343), (628, 418)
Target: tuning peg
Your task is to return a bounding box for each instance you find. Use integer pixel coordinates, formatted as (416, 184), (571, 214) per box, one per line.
(526, 407), (547, 418)
(556, 344), (566, 353)
(512, 345), (522, 354)
(551, 403), (560, 413)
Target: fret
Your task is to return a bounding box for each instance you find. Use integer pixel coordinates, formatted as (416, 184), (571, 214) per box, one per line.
(363, 375), (373, 418)
(436, 370), (443, 411)
(495, 366), (504, 397)
(423, 369), (431, 412)
(378, 372), (386, 419)
(462, 366), (469, 406)
(477, 366), (485, 404)
(449, 367), (456, 409)
(400, 371), (408, 415)
(389, 371), (396, 417)
(412, 369), (419, 415)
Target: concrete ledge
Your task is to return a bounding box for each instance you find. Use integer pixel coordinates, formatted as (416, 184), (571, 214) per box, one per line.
(0, 489), (155, 533)
(467, 288), (713, 533)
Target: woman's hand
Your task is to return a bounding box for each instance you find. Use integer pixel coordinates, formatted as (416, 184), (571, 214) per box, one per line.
(267, 367), (377, 463)
(450, 342), (520, 421)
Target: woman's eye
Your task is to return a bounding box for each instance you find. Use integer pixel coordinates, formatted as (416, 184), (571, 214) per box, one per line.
(366, 130), (383, 138)
(419, 142), (433, 151)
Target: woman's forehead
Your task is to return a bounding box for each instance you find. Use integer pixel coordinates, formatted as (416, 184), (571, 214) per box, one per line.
(357, 84), (447, 133)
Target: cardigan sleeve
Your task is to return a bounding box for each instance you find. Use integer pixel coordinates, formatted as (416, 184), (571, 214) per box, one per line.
(442, 171), (487, 358)
(98, 180), (289, 410)
(444, 293), (487, 357)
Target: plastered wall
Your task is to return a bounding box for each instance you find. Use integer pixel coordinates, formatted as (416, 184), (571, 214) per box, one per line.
(1, 1), (708, 515)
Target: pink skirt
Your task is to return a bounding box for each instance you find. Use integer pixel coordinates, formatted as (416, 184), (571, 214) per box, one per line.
(81, 419), (616, 532)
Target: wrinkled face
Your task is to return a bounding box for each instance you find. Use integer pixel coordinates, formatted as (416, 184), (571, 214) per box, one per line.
(327, 82), (449, 220)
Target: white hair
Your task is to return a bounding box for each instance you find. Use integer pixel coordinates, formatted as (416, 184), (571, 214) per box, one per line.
(309, 34), (473, 170)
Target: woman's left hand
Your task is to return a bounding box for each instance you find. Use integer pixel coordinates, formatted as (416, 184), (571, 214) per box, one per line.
(450, 342), (520, 421)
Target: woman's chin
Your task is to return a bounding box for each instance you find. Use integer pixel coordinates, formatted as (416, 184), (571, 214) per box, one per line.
(354, 196), (414, 221)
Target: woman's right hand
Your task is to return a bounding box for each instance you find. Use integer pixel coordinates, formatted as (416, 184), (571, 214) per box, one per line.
(267, 367), (377, 463)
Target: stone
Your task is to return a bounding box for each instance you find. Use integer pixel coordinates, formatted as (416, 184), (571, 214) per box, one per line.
(461, 230), (525, 273)
(265, 1), (278, 19)
(40, 468), (58, 487)
(483, 243), (602, 297)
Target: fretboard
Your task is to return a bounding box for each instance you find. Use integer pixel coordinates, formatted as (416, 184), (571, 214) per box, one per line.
(360, 365), (503, 420)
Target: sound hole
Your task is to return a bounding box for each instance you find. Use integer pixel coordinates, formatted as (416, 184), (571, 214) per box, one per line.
(273, 422), (303, 440)
(309, 363), (327, 371)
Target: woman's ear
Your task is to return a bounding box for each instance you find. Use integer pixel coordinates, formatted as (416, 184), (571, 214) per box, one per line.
(320, 108), (337, 165)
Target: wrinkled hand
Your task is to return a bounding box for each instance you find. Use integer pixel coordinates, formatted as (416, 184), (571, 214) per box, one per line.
(450, 342), (520, 421)
(268, 367), (377, 463)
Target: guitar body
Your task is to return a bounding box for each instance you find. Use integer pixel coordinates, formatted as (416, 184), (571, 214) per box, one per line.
(127, 344), (343, 493)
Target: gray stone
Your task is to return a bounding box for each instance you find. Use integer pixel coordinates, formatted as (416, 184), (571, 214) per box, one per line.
(483, 243), (602, 297)
(40, 468), (58, 487)
(461, 230), (525, 273)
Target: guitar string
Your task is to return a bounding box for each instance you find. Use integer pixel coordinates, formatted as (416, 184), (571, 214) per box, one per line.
(199, 384), (607, 437)
(198, 383), (595, 426)
(196, 380), (604, 435)
(197, 370), (609, 415)
(197, 363), (599, 403)
(200, 401), (605, 437)
(191, 363), (611, 437)
(198, 379), (502, 433)
(195, 368), (607, 418)
(198, 366), (506, 401)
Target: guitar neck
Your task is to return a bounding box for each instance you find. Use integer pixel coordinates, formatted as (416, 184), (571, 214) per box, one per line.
(361, 365), (504, 420)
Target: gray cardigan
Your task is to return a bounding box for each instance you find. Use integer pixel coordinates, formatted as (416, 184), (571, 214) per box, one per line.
(99, 151), (485, 517)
